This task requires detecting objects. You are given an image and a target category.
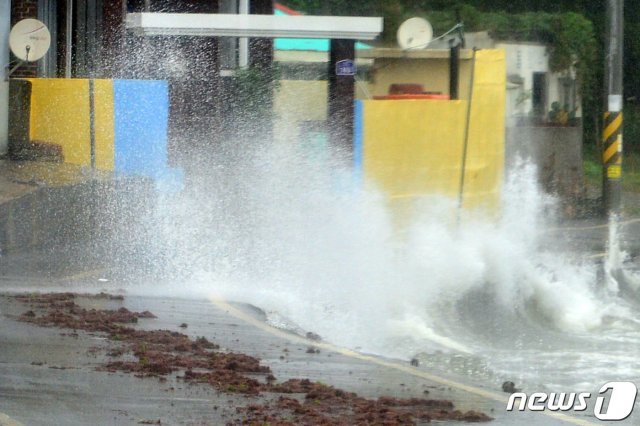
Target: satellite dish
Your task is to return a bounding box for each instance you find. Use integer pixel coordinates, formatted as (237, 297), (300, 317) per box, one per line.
(9, 19), (51, 62)
(397, 17), (433, 50)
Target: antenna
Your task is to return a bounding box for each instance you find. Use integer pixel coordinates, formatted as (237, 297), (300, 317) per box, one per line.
(9, 18), (51, 62)
(5, 19), (51, 80)
(397, 17), (433, 50)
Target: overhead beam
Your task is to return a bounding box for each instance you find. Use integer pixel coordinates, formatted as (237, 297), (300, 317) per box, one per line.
(126, 13), (383, 40)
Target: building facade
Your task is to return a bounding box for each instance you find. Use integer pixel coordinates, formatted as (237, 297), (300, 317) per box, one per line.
(6, 0), (274, 164)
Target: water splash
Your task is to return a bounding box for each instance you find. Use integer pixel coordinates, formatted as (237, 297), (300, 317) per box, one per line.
(137, 144), (627, 366)
(605, 215), (640, 297)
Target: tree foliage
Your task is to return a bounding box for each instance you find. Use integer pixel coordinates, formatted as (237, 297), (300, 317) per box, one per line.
(428, 8), (598, 104)
(282, 2), (596, 89)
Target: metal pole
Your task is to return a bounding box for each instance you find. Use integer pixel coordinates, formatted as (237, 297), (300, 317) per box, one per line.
(457, 48), (477, 217)
(239, 0), (249, 68)
(328, 39), (356, 160)
(87, 0), (97, 170)
(449, 42), (460, 100)
(0, 0), (10, 155)
(66, 0), (73, 77)
(89, 78), (96, 170)
(603, 0), (624, 216)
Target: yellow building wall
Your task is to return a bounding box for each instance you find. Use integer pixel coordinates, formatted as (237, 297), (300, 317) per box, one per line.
(27, 78), (115, 170)
(363, 100), (467, 195)
(369, 57), (474, 99)
(273, 79), (370, 144)
(93, 80), (115, 171)
(273, 80), (327, 144)
(274, 51), (489, 147)
(464, 49), (506, 209)
(361, 49), (505, 212)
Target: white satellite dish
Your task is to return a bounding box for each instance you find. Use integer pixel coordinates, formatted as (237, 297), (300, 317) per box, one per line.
(397, 17), (433, 50)
(9, 18), (51, 62)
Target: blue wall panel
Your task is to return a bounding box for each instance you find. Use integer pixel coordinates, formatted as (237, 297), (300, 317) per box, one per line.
(353, 100), (364, 186)
(113, 80), (169, 179)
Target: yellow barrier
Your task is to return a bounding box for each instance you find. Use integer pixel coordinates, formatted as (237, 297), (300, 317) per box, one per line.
(93, 80), (115, 171)
(360, 49), (505, 213)
(27, 79), (115, 171)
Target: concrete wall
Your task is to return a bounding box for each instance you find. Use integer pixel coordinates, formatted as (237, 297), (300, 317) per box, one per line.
(24, 79), (175, 179)
(356, 50), (506, 215)
(506, 126), (584, 206)
(496, 42), (581, 126)
(500, 43), (548, 77)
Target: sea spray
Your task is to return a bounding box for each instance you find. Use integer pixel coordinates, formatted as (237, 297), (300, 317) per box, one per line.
(140, 144), (615, 360)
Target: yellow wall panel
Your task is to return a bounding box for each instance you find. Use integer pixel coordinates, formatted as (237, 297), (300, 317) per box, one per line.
(463, 49), (506, 209)
(361, 49), (506, 213)
(363, 100), (467, 198)
(28, 79), (91, 166)
(93, 80), (115, 171)
(27, 78), (115, 171)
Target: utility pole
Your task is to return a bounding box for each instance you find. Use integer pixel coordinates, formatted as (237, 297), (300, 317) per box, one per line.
(603, 0), (624, 216)
(328, 39), (356, 158)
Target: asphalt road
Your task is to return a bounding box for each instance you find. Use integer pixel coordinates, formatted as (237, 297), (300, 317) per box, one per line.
(0, 161), (633, 425)
(0, 269), (606, 425)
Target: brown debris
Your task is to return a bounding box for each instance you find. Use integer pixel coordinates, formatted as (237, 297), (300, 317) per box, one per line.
(305, 331), (322, 341)
(11, 292), (492, 425)
(239, 379), (491, 425)
(95, 292), (125, 301)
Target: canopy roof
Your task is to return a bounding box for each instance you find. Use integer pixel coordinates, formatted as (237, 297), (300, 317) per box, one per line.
(126, 13), (383, 40)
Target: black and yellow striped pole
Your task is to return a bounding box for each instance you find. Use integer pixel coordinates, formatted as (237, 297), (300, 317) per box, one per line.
(603, 0), (624, 216)
(603, 110), (622, 213)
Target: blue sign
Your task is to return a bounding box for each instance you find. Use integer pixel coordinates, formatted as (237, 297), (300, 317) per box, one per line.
(336, 59), (356, 76)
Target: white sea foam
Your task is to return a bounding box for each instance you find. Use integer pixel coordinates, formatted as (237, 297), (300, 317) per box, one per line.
(141, 143), (635, 363)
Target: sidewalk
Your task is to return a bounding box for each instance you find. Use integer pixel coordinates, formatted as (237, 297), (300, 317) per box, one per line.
(0, 161), (37, 205)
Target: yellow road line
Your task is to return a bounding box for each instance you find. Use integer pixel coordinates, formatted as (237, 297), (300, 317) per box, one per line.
(209, 297), (599, 426)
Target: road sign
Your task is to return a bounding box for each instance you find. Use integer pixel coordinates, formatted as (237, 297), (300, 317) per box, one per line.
(336, 59), (356, 76)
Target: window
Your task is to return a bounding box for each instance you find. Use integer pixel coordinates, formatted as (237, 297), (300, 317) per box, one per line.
(532, 72), (546, 117)
(559, 76), (576, 112)
(37, 0), (58, 77)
